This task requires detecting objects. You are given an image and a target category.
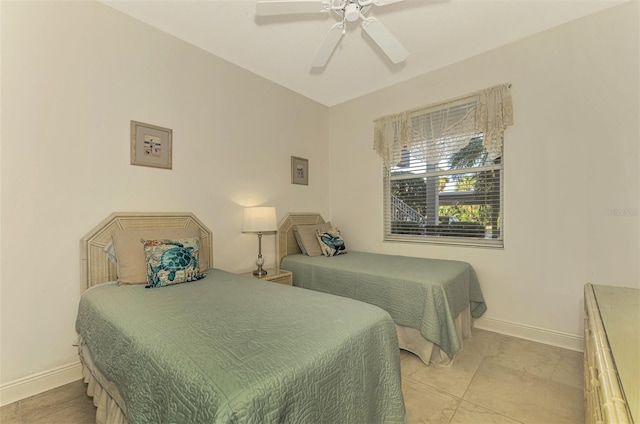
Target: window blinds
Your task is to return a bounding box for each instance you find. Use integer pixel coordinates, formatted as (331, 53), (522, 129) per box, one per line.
(378, 85), (512, 247)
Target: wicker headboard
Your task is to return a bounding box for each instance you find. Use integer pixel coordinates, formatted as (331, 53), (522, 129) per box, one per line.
(277, 213), (325, 267)
(80, 212), (213, 292)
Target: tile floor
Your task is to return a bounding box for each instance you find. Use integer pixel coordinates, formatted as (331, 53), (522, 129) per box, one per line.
(401, 329), (584, 423)
(1, 329), (584, 424)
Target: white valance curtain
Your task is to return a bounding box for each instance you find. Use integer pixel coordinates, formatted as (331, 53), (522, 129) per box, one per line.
(373, 84), (513, 168)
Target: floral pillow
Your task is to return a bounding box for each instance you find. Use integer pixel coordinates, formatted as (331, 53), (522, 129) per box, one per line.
(142, 238), (206, 288)
(315, 228), (347, 257)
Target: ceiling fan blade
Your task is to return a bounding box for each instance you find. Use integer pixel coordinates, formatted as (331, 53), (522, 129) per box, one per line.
(256, 1), (329, 16)
(361, 18), (408, 64)
(312, 23), (345, 68)
(372, 0), (405, 6)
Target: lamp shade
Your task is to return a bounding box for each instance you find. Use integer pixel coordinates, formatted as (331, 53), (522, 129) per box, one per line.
(242, 207), (277, 233)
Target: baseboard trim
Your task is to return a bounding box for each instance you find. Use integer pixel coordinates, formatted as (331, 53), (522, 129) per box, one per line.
(0, 361), (83, 407)
(474, 317), (584, 352)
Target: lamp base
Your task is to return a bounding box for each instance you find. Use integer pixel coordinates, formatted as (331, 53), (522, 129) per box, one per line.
(253, 267), (268, 277)
(252, 234), (268, 277)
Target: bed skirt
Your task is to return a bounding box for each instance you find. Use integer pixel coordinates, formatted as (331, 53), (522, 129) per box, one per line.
(78, 338), (129, 424)
(396, 305), (471, 366)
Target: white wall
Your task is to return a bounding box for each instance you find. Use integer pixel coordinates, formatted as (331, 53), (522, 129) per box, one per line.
(0, 0), (329, 390)
(328, 2), (639, 343)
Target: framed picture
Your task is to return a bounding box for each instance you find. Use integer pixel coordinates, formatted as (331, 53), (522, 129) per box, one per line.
(130, 120), (172, 169)
(291, 156), (309, 185)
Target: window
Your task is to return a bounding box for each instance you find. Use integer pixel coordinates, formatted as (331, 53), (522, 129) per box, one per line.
(376, 85), (512, 248)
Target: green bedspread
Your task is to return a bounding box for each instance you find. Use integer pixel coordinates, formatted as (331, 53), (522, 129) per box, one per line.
(281, 252), (487, 358)
(76, 269), (406, 424)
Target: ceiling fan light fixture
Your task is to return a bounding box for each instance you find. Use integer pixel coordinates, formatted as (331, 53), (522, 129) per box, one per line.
(256, 0), (416, 68)
(344, 3), (360, 22)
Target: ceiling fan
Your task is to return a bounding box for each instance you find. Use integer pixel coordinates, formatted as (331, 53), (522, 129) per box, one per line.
(255, 0), (411, 68)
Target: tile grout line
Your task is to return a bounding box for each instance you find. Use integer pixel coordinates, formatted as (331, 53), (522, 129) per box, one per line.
(450, 334), (526, 424)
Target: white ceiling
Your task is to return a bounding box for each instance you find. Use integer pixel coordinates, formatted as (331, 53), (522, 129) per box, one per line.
(99, 0), (628, 106)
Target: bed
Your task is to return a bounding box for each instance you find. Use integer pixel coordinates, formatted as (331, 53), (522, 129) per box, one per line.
(76, 212), (407, 424)
(277, 213), (487, 366)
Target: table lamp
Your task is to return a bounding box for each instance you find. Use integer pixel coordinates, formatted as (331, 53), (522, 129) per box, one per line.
(242, 207), (277, 277)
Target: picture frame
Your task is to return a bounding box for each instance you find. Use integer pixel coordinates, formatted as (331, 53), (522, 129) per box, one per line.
(291, 156), (309, 185)
(130, 120), (173, 169)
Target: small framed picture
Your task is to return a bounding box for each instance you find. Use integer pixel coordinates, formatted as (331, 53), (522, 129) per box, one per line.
(130, 120), (172, 169)
(291, 156), (309, 185)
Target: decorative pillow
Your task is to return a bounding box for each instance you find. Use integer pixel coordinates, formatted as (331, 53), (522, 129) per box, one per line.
(112, 227), (207, 285)
(142, 238), (206, 288)
(103, 242), (117, 266)
(315, 228), (347, 257)
(294, 222), (332, 257)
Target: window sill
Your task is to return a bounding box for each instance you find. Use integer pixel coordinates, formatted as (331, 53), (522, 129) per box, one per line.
(384, 234), (504, 249)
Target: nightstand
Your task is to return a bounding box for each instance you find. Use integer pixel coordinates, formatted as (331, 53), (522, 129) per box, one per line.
(240, 268), (293, 286)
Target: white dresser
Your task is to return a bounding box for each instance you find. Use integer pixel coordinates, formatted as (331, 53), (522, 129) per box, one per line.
(584, 283), (639, 424)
